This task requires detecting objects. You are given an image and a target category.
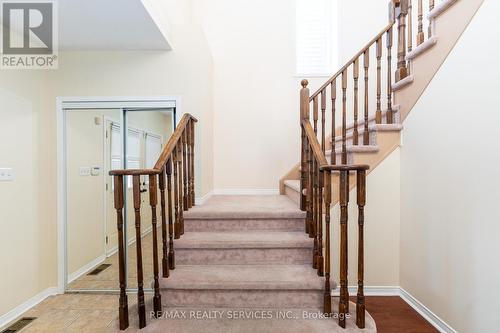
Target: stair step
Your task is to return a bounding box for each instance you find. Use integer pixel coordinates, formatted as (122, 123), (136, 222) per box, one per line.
(392, 75), (414, 91)
(184, 195), (304, 220)
(176, 231), (312, 265)
(284, 180), (301, 205)
(160, 264), (325, 308)
(406, 36), (438, 60)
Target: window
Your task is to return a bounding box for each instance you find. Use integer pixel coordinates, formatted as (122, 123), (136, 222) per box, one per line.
(296, 0), (338, 76)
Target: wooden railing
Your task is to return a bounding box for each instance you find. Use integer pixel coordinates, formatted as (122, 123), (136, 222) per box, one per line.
(109, 114), (197, 330)
(302, 118), (369, 328)
(299, 0), (442, 328)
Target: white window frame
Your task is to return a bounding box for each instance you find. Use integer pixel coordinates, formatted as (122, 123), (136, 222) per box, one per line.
(295, 0), (339, 77)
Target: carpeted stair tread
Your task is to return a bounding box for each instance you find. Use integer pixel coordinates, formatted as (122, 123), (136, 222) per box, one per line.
(184, 195), (305, 219)
(160, 265), (324, 290)
(175, 231), (312, 249)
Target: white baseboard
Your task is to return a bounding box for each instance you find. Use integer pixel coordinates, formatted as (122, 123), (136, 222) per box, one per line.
(195, 191), (213, 205)
(331, 285), (400, 297)
(399, 288), (457, 333)
(67, 254), (106, 284)
(213, 188), (280, 196)
(0, 287), (58, 330)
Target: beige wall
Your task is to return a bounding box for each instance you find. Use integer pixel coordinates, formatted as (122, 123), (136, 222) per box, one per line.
(0, 71), (55, 317)
(330, 148), (401, 287)
(400, 1), (499, 331)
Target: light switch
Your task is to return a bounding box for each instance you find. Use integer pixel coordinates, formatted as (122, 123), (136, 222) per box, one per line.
(79, 167), (91, 176)
(0, 168), (14, 181)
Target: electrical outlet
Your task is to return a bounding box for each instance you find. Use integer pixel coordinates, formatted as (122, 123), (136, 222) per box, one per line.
(0, 168), (14, 181)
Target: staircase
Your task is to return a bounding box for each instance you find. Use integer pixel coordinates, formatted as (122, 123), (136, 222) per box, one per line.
(108, 0), (484, 331)
(160, 195), (323, 309)
(281, 0), (484, 204)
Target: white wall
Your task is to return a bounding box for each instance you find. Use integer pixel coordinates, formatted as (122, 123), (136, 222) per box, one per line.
(400, 1), (499, 332)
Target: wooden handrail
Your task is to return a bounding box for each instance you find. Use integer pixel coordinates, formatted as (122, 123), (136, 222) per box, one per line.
(154, 114), (197, 170)
(109, 114), (197, 176)
(301, 120), (328, 168)
(310, 22), (395, 101)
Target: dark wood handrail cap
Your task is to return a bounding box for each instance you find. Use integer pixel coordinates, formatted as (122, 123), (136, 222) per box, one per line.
(320, 164), (370, 172)
(109, 169), (160, 176)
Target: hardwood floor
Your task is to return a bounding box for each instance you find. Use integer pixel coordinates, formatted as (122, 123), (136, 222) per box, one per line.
(364, 296), (439, 333)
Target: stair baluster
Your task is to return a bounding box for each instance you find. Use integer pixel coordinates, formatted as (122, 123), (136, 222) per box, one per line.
(148, 174), (162, 315)
(182, 130), (189, 210)
(395, 0), (409, 82)
(323, 170), (332, 314)
(159, 168), (169, 278)
(132, 175), (147, 328)
(338, 170), (349, 328)
(387, 26), (394, 124)
(341, 69), (348, 164)
(376, 38), (383, 124)
(306, 137), (314, 238)
(356, 170), (367, 328)
(317, 164), (324, 277)
(330, 81), (337, 164)
(166, 158), (176, 270)
(173, 146), (181, 239)
(312, 157), (319, 267)
(363, 50), (370, 145)
(417, 0), (425, 45)
(321, 89), (326, 153)
(189, 121), (195, 207)
(428, 0), (435, 37)
(353, 58), (360, 145)
(178, 143), (185, 235)
(113, 175), (129, 330)
(408, 0), (413, 54)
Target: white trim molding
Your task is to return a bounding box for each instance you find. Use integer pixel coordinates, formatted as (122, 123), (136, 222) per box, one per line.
(67, 255), (106, 284)
(399, 288), (457, 333)
(195, 191), (214, 205)
(213, 188), (280, 196)
(0, 287), (58, 330)
(331, 286), (400, 297)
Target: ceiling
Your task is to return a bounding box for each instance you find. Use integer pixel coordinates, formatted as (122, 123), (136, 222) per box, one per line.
(58, 0), (171, 50)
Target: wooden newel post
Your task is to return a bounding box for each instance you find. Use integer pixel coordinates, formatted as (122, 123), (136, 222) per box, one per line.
(300, 80), (310, 212)
(395, 0), (409, 82)
(114, 175), (129, 330)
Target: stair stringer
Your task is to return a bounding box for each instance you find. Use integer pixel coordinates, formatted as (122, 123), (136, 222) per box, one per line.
(281, 0), (484, 202)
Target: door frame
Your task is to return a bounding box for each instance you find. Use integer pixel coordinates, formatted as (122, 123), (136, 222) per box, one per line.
(56, 96), (180, 294)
